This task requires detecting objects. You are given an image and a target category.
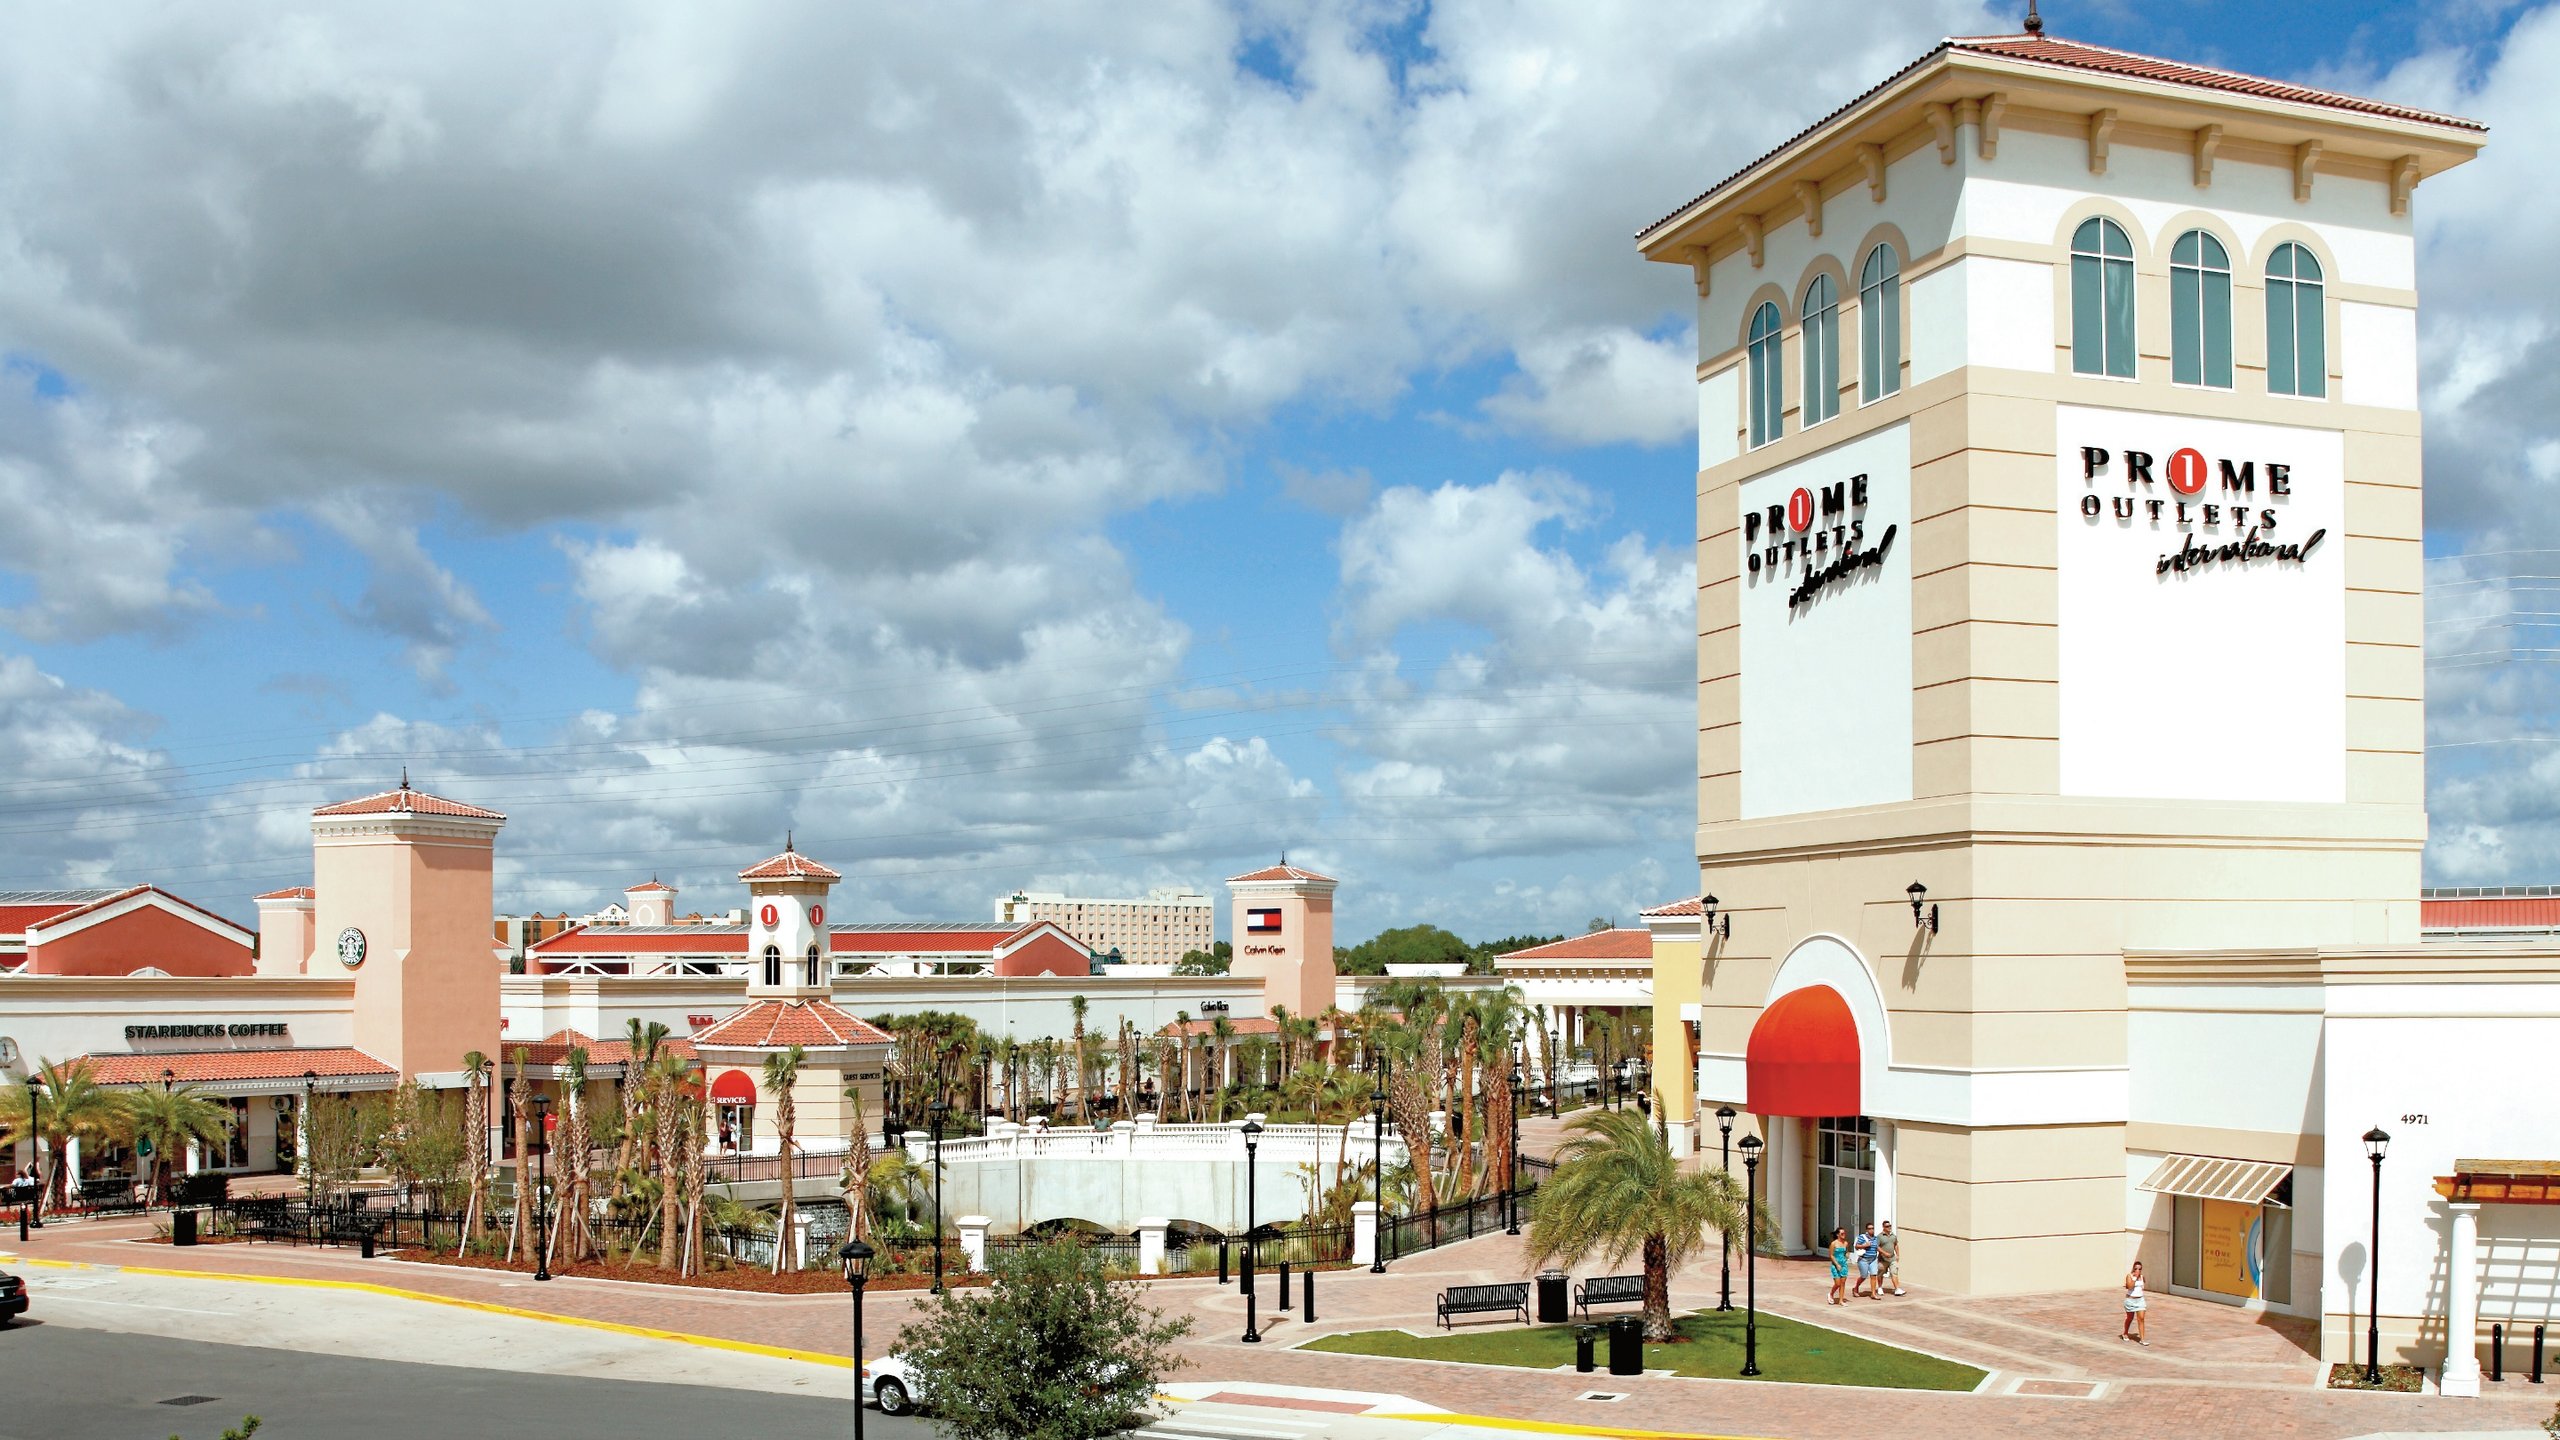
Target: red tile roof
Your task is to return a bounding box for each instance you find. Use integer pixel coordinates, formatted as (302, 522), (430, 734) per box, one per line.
(1158, 1017), (1279, 1038)
(0, 902), (89, 934)
(1639, 30), (2482, 246)
(314, 783), (504, 821)
(74, 1048), (395, 1086)
(2421, 896), (2560, 932)
(692, 1000), (892, 1049)
(625, 880), (676, 893)
(502, 1029), (698, 1068)
(1496, 929), (1655, 962)
(255, 887), (317, 902)
(1640, 896), (1704, 917)
(1950, 33), (2483, 131)
(530, 922), (1034, 957)
(1228, 864), (1336, 885)
(26, 884), (254, 943)
(738, 848), (842, 883)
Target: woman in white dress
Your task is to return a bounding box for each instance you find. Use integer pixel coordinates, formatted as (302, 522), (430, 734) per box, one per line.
(2121, 1260), (2149, 1344)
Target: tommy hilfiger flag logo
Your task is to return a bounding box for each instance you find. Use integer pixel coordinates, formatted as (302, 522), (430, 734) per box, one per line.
(1246, 908), (1282, 933)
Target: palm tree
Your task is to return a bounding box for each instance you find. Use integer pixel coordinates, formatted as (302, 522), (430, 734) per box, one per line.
(125, 1083), (234, 1203)
(1209, 1016), (1236, 1120)
(1528, 1107), (1753, 1340)
(458, 1049), (492, 1252)
(841, 1084), (873, 1243)
(554, 1047), (594, 1265)
(617, 1019), (668, 1178)
(1067, 996), (1089, 1122)
(0, 1059), (133, 1214)
(1269, 1004), (1294, 1077)
(506, 1047), (535, 1265)
(649, 1048), (692, 1270)
(762, 1044), (808, 1272)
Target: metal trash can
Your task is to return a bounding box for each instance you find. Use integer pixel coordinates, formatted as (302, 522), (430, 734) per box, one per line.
(1536, 1269), (1570, 1324)
(171, 1209), (197, 1247)
(1607, 1315), (1644, 1376)
(358, 1230), (375, 1260)
(1573, 1325), (1598, 1374)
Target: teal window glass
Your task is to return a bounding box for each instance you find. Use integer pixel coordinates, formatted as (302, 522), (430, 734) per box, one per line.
(1802, 274), (1839, 426)
(2266, 242), (2326, 397)
(2170, 229), (2233, 388)
(1859, 244), (1900, 403)
(2071, 217), (2136, 378)
(1747, 301), (1783, 448)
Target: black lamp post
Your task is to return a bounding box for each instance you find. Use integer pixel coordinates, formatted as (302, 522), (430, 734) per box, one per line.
(531, 1094), (553, 1282)
(1716, 1105), (1738, 1311)
(839, 1237), (875, 1439)
(2363, 1125), (2390, 1383)
(929, 1099), (950, 1296)
(24, 1071), (44, 1226)
(302, 1069), (319, 1207)
(1369, 1066), (1388, 1273)
(1738, 1132), (1763, 1376)
(1505, 1065), (1524, 1236)
(1241, 1118), (1263, 1343)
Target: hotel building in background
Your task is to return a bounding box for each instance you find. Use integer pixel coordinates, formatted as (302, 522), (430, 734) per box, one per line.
(995, 886), (1214, 967)
(1635, 15), (2553, 1395)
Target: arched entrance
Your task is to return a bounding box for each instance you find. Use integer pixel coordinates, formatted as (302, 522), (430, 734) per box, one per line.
(1747, 935), (1894, 1253)
(710, 1068), (757, 1152)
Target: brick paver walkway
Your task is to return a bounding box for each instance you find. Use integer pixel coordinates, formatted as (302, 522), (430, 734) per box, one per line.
(12, 1213), (2555, 1438)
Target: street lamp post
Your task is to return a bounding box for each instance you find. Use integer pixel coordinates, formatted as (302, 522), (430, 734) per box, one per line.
(1738, 1133), (1763, 1377)
(1716, 1106), (1737, 1311)
(839, 1237), (875, 1440)
(1241, 1118), (1263, 1343)
(24, 1071), (44, 1227)
(1506, 1065), (1524, 1236)
(1369, 1065), (1389, 1273)
(302, 1070), (319, 1208)
(2363, 1126), (2391, 1383)
(531, 1094), (553, 1282)
(929, 1099), (950, 1296)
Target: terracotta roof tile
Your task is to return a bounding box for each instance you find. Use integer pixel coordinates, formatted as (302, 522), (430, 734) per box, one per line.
(1158, 1017), (1279, 1038)
(625, 880), (676, 892)
(74, 1048), (396, 1086)
(1228, 864), (1336, 885)
(503, 1029), (697, 1067)
(692, 999), (892, 1049)
(1640, 896), (1704, 917)
(255, 887), (317, 902)
(737, 848), (842, 883)
(314, 784), (505, 821)
(1495, 929), (1654, 962)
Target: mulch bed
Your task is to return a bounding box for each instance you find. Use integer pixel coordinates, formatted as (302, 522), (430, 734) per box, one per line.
(2324, 1362), (2425, 1392)
(393, 1247), (987, 1294)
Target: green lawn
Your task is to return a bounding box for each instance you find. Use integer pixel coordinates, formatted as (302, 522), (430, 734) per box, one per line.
(1304, 1308), (1986, 1391)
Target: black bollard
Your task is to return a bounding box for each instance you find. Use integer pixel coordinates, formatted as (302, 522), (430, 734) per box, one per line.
(15, 1206), (25, 1243)
(1279, 1259), (1292, 1309)
(2493, 1323), (2505, 1383)
(1218, 1241), (1230, 1286)
(1303, 1264), (1315, 1323)
(2534, 1324), (2546, 1384)
(1574, 1325), (1597, 1374)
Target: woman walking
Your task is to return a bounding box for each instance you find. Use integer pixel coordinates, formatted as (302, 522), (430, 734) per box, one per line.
(1853, 1223), (1881, 1299)
(1828, 1227), (1851, 1305)
(2121, 1260), (2149, 1343)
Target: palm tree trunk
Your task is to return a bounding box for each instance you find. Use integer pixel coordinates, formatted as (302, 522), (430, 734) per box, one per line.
(1642, 1232), (1673, 1340)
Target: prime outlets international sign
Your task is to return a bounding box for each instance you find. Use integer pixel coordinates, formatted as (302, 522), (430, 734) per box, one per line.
(2056, 406), (2346, 803)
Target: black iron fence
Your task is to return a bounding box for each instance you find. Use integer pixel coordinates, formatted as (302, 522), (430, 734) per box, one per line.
(1378, 1179), (1536, 1263)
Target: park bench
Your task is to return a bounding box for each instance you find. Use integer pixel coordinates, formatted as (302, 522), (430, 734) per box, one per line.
(1575, 1273), (1645, 1317)
(1436, 1281), (1529, 1329)
(77, 1181), (148, 1217)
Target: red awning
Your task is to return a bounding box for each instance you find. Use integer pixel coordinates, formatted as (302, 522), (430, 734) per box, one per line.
(1746, 985), (1860, 1117)
(709, 1069), (757, 1103)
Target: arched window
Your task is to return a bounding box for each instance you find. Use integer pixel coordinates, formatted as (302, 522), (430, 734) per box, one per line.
(761, 944), (782, 988)
(1801, 274), (1840, 427)
(2266, 242), (2326, 398)
(804, 942), (823, 986)
(1747, 301), (1784, 448)
(2070, 217), (2136, 378)
(2170, 229), (2233, 389)
(1859, 244), (1901, 403)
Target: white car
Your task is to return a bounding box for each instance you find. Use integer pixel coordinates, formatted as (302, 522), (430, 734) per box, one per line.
(862, 1352), (920, 1416)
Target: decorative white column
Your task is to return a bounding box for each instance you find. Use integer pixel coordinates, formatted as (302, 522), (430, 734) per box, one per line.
(2442, 1201), (2483, 1397)
(1136, 1217), (1169, 1276)
(1112, 1120), (1137, 1156)
(64, 1136), (81, 1196)
(790, 1212), (811, 1271)
(1351, 1200), (1380, 1267)
(958, 1214), (992, 1273)
(184, 1141), (201, 1176)
(1872, 1120), (1896, 1222)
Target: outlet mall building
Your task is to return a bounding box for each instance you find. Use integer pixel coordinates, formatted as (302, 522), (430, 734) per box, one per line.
(1636, 21), (2553, 1394)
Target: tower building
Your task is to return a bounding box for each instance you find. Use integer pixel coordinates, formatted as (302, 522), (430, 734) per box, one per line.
(1637, 20), (2481, 1304)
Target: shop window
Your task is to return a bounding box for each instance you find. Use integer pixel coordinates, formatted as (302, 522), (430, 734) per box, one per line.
(2170, 229), (2234, 389)
(2171, 1190), (2290, 1305)
(762, 944), (782, 987)
(2266, 242), (2327, 398)
(804, 942), (823, 986)
(1859, 243), (1901, 403)
(2070, 216), (2136, 378)
(1801, 274), (1840, 427)
(1747, 301), (1784, 448)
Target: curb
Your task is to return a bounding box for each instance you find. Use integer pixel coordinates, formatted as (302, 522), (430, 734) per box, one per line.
(1370, 1413), (1761, 1440)
(2, 1252), (849, 1369)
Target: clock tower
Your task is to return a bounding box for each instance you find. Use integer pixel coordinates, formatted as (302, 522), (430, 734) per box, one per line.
(739, 838), (840, 996)
(309, 776), (505, 1081)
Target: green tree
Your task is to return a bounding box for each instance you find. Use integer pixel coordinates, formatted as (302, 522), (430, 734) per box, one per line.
(0, 1058), (133, 1214)
(1336, 924), (1474, 977)
(124, 1084), (234, 1204)
(1171, 940), (1231, 975)
(898, 1238), (1193, 1440)
(1527, 1107), (1754, 1340)
(762, 1043), (807, 1271)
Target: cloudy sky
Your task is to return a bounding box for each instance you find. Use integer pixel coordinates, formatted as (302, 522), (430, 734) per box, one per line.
(0, 0), (2550, 936)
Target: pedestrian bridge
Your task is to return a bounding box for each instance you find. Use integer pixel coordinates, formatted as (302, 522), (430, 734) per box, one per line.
(898, 1115), (1405, 1236)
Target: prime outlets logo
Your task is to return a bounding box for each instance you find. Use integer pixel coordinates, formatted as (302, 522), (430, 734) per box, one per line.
(2076, 444), (2326, 576)
(1742, 472), (1897, 611)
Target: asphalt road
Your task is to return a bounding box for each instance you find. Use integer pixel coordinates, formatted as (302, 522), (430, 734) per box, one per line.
(0, 1322), (941, 1440)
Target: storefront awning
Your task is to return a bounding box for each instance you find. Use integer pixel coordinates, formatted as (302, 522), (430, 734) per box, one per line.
(709, 1069), (757, 1103)
(1745, 985), (1859, 1118)
(2435, 1160), (2560, 1205)
(2138, 1153), (2292, 1207)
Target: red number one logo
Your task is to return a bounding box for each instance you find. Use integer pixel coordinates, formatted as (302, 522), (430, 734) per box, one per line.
(2168, 447), (2209, 496)
(1787, 487), (1814, 532)
(760, 904), (778, 928)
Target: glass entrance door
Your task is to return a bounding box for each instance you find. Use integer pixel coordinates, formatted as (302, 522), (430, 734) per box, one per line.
(1815, 1116), (1875, 1246)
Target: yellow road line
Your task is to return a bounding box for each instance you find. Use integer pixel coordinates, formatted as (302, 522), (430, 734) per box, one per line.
(2, 1253), (848, 1368)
